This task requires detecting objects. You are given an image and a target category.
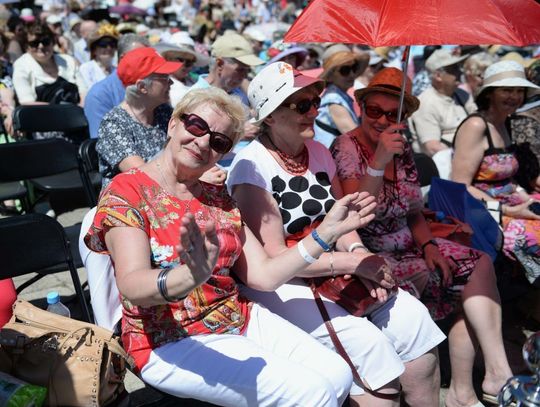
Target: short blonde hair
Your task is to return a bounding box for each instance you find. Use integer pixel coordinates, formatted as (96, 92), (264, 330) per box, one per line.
(464, 52), (496, 79)
(172, 88), (246, 144)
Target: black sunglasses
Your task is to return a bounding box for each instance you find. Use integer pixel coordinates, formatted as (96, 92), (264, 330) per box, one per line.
(28, 37), (53, 48)
(363, 104), (403, 123)
(282, 96), (321, 115)
(339, 62), (360, 76)
(180, 113), (233, 154)
(170, 56), (195, 68)
(95, 38), (117, 48)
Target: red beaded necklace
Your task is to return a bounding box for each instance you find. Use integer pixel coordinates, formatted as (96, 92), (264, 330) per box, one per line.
(266, 134), (309, 175)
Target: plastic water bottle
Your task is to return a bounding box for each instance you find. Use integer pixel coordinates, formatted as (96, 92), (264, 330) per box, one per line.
(46, 291), (71, 318)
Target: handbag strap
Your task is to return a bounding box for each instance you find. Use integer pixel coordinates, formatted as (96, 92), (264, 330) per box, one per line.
(310, 280), (401, 401)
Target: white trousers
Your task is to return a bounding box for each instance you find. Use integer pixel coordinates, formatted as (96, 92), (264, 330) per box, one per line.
(141, 303), (353, 407)
(241, 280), (446, 395)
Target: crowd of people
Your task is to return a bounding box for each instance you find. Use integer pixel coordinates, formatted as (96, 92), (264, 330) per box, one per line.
(1, 0), (540, 406)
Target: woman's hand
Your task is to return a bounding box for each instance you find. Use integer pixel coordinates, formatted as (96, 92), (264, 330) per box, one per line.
(353, 254), (396, 289)
(423, 244), (452, 287)
(360, 277), (391, 302)
(503, 200), (540, 221)
(318, 192), (377, 243)
(370, 123), (407, 169)
(199, 165), (227, 185)
(176, 213), (220, 286)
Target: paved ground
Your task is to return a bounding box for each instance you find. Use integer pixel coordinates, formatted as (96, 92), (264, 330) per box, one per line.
(8, 206), (540, 406)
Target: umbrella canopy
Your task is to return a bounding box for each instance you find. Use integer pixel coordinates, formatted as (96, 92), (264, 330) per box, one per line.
(109, 4), (147, 16)
(284, 0), (540, 46)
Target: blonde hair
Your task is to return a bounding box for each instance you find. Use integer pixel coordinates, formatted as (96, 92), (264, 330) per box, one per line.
(464, 52), (496, 79)
(172, 88), (246, 144)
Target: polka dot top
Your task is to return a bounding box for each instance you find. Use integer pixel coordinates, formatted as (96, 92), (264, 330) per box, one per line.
(227, 139), (337, 237)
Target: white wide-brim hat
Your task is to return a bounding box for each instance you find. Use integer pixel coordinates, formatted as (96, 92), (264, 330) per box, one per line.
(477, 60), (540, 99)
(248, 61), (325, 124)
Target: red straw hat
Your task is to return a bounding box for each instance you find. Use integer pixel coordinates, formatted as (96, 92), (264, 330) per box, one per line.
(117, 47), (183, 87)
(354, 67), (420, 114)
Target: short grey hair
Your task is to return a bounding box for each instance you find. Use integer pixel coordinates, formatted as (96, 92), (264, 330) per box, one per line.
(124, 76), (154, 103)
(118, 34), (150, 60)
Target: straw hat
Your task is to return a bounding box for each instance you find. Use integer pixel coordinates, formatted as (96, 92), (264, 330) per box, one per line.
(320, 51), (369, 80)
(354, 67), (420, 115)
(476, 60), (540, 100)
(87, 24), (119, 50)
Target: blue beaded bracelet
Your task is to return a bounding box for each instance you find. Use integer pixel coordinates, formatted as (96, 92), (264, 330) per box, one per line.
(311, 229), (333, 252)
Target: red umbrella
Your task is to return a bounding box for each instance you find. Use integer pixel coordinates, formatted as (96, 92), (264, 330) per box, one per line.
(284, 0), (540, 120)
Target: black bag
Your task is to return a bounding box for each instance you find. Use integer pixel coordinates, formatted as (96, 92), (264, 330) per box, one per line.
(35, 77), (80, 104)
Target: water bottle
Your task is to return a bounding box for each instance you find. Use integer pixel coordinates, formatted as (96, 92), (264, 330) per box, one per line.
(46, 291), (71, 318)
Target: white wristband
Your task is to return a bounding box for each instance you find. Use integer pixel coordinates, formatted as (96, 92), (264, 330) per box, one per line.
(366, 165), (384, 177)
(348, 242), (367, 252)
(297, 240), (318, 264)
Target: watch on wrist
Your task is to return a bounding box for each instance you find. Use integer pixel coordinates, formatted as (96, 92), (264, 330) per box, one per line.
(420, 239), (439, 256)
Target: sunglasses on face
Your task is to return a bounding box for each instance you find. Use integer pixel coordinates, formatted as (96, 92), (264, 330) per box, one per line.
(339, 62), (360, 76)
(28, 37), (53, 48)
(170, 56), (195, 68)
(95, 38), (117, 48)
(180, 113), (233, 154)
(363, 104), (402, 123)
(282, 96), (321, 115)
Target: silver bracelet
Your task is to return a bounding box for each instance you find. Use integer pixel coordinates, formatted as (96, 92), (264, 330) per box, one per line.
(157, 268), (184, 303)
(348, 242), (367, 252)
(297, 240), (318, 264)
(366, 165), (384, 177)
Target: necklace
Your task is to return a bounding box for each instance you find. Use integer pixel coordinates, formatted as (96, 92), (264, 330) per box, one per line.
(265, 134), (309, 175)
(125, 102), (148, 127)
(155, 158), (199, 214)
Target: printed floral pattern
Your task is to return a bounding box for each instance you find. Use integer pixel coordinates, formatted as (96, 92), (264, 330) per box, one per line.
(85, 168), (250, 371)
(333, 130), (478, 320)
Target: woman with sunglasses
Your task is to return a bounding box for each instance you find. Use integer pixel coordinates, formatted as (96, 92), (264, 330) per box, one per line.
(76, 24), (119, 102)
(314, 49), (369, 148)
(85, 86), (381, 406)
(333, 67), (513, 407)
(13, 22), (79, 107)
(227, 62), (446, 407)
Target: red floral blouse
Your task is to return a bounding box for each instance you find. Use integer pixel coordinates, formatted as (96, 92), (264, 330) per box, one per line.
(85, 168), (251, 371)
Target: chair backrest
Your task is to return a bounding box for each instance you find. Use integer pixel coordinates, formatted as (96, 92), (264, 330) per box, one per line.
(0, 138), (80, 182)
(79, 138), (99, 173)
(13, 104), (89, 144)
(413, 152), (440, 187)
(0, 213), (92, 321)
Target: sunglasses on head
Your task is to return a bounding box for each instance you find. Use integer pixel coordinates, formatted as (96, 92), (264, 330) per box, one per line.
(180, 113), (233, 154)
(363, 104), (402, 123)
(28, 37), (53, 48)
(282, 96), (321, 115)
(339, 62), (360, 76)
(96, 38), (117, 48)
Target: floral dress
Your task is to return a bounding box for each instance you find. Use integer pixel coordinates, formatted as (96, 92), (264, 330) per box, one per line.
(85, 168), (251, 371)
(463, 114), (540, 283)
(333, 130), (481, 320)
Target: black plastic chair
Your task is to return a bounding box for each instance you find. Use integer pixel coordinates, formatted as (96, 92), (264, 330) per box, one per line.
(78, 138), (102, 206)
(0, 213), (92, 322)
(413, 152), (440, 187)
(12, 104), (90, 145)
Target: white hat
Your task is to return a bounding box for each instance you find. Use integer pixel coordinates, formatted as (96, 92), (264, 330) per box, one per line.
(425, 49), (468, 72)
(168, 32), (210, 67)
(477, 60), (540, 98)
(170, 31), (195, 48)
(248, 61), (325, 124)
(20, 8), (35, 23)
(46, 14), (62, 25)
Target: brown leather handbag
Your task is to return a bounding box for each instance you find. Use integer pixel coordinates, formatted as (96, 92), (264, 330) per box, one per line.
(0, 300), (133, 407)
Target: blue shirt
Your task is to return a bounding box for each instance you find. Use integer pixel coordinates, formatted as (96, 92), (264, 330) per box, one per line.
(84, 69), (125, 139)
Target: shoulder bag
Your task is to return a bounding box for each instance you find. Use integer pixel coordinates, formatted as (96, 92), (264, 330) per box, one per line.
(0, 299), (133, 407)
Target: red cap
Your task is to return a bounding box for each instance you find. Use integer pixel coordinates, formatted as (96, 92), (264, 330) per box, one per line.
(117, 47), (183, 86)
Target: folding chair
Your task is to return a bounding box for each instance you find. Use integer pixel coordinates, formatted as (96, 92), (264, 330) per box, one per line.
(0, 213), (92, 322)
(78, 138), (102, 207)
(413, 152), (440, 187)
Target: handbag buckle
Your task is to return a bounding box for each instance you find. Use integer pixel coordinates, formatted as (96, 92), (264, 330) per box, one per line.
(42, 335), (59, 352)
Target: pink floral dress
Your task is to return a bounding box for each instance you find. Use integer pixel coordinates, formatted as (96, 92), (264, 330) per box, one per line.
(333, 130), (481, 320)
(85, 168), (251, 371)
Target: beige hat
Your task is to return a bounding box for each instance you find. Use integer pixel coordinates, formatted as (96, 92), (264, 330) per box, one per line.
(425, 49), (468, 73)
(320, 51), (369, 80)
(212, 33), (264, 66)
(248, 62), (325, 124)
(476, 60), (540, 99)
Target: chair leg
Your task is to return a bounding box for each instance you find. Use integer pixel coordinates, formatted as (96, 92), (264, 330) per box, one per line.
(68, 263), (93, 323)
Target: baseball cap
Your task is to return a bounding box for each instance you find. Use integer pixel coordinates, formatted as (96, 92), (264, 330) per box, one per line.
(117, 47), (183, 86)
(248, 61), (325, 124)
(212, 33), (264, 66)
(425, 49), (468, 73)
(20, 8), (35, 23)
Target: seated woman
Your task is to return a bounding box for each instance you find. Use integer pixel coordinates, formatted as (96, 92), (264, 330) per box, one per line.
(314, 48), (369, 148)
(333, 67), (513, 407)
(452, 60), (540, 284)
(84, 87), (377, 406)
(227, 62), (446, 407)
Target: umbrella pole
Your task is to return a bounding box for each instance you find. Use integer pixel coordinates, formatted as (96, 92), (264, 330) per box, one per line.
(397, 45), (411, 124)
